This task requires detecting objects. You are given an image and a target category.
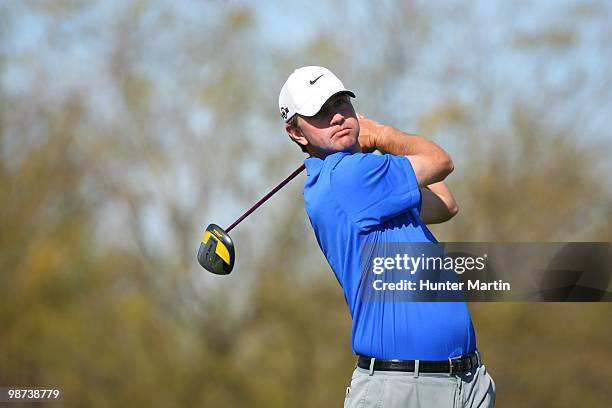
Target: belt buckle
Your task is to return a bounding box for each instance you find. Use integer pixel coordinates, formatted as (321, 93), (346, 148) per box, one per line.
(389, 359), (401, 370)
(449, 356), (464, 375)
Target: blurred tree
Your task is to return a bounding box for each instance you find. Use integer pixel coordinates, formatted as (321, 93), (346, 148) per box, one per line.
(1, 0), (611, 407)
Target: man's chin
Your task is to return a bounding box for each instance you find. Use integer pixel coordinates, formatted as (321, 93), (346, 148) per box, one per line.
(342, 135), (360, 149)
(336, 141), (360, 154)
(317, 145), (358, 158)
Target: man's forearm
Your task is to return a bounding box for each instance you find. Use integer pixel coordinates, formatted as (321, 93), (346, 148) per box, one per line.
(425, 181), (458, 213)
(375, 126), (443, 158)
(375, 125), (454, 187)
(420, 181), (459, 224)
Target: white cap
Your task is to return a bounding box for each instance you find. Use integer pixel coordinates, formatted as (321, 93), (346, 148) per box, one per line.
(278, 66), (355, 122)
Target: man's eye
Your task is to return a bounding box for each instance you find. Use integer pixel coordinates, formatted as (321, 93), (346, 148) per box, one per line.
(315, 107), (329, 118)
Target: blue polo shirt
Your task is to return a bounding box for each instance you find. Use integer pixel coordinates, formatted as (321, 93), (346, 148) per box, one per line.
(303, 152), (476, 360)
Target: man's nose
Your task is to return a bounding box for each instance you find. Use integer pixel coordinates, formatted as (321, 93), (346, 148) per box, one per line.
(330, 111), (345, 126)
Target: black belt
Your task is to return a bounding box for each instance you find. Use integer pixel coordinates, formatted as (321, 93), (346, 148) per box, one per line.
(357, 351), (480, 375)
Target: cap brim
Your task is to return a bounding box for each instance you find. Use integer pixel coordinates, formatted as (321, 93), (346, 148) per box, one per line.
(297, 89), (356, 117)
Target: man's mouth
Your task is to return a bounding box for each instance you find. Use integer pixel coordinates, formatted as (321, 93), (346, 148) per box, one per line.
(333, 128), (351, 138)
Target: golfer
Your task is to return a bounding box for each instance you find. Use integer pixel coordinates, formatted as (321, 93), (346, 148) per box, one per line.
(279, 66), (496, 407)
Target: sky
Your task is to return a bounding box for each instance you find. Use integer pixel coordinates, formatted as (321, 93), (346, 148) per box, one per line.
(3, 0), (610, 144)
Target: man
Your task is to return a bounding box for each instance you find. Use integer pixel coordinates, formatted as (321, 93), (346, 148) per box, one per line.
(279, 66), (495, 407)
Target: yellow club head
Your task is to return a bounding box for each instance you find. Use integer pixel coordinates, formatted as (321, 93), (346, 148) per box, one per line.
(197, 224), (235, 274)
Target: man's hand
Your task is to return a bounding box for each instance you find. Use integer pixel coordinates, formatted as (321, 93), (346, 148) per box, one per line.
(357, 114), (383, 153)
(356, 114), (453, 188)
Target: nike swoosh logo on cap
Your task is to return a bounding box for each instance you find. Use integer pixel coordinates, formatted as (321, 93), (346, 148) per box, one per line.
(309, 75), (323, 85)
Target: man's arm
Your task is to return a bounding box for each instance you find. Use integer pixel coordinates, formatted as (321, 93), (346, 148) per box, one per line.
(358, 115), (453, 188)
(420, 182), (459, 224)
(357, 115), (458, 224)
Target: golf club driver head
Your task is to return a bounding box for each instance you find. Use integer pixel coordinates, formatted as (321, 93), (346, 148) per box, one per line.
(198, 224), (235, 275)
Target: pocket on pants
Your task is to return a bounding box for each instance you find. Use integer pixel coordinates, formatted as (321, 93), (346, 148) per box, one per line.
(484, 366), (496, 406)
(466, 365), (496, 407)
(343, 386), (352, 408)
(345, 370), (388, 408)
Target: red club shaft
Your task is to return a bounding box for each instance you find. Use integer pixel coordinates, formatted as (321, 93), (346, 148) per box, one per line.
(226, 164), (306, 233)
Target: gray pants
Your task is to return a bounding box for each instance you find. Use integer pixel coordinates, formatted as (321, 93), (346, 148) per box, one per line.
(344, 364), (495, 408)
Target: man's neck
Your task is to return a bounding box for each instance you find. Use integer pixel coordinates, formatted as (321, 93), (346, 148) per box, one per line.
(307, 146), (360, 159)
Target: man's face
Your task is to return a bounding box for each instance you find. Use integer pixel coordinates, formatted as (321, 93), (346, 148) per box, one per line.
(291, 93), (360, 157)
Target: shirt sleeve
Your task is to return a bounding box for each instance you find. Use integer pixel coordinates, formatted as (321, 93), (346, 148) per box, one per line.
(330, 153), (422, 231)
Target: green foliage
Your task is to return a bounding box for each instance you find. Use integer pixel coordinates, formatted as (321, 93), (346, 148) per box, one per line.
(429, 105), (611, 242)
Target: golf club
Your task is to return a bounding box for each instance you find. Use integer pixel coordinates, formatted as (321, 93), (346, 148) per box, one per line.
(197, 163), (306, 275)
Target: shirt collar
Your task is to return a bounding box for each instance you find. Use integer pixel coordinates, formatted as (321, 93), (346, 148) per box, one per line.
(304, 156), (323, 177)
(304, 152), (351, 176)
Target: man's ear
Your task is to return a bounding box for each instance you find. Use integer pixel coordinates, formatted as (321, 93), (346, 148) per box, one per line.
(286, 124), (308, 149)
